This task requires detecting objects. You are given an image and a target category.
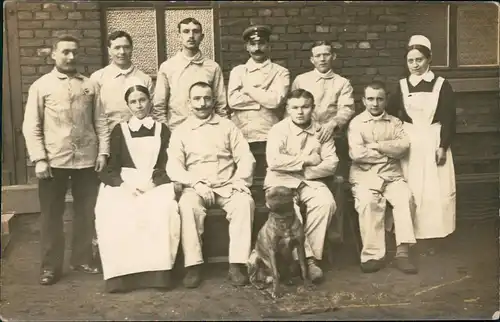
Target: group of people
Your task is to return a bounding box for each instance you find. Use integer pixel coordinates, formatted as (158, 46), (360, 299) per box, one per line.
(22, 16), (456, 293)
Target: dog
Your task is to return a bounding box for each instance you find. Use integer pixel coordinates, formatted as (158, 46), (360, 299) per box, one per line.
(247, 186), (313, 298)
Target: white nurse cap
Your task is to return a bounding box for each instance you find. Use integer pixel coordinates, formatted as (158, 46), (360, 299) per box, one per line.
(408, 35), (431, 51)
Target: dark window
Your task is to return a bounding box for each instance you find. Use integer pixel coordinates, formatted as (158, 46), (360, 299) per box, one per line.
(407, 3), (499, 68)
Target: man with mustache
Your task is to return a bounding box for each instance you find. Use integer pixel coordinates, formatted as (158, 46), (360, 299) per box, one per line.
(91, 30), (154, 130)
(228, 25), (290, 171)
(152, 17), (228, 131)
(167, 82), (256, 288)
(22, 35), (110, 285)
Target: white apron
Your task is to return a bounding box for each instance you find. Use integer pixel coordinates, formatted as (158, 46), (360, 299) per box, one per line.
(399, 77), (456, 239)
(95, 122), (181, 280)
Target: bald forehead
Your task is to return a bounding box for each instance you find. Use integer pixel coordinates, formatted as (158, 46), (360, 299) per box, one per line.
(311, 45), (332, 56)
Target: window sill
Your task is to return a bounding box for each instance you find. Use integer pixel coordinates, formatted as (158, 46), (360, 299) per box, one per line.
(448, 77), (499, 93)
(433, 66), (500, 79)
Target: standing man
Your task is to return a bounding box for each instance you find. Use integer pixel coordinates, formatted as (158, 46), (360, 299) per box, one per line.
(228, 25), (290, 169)
(91, 30), (154, 130)
(291, 41), (355, 143)
(347, 81), (417, 274)
(153, 17), (228, 131)
(22, 35), (110, 285)
(264, 89), (338, 283)
(167, 82), (256, 289)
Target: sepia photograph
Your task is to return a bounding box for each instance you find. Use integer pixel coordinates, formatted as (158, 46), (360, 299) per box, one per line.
(1, 0), (499, 320)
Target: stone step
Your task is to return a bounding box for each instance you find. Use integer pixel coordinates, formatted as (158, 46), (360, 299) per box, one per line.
(1, 212), (16, 254)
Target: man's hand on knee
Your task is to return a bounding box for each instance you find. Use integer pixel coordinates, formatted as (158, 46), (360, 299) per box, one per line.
(193, 182), (215, 207)
(232, 181), (251, 196)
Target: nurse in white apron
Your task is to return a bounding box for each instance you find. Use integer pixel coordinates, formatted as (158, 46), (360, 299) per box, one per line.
(387, 35), (457, 254)
(95, 84), (182, 293)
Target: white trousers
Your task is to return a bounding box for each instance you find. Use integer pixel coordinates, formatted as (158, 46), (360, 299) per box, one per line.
(352, 179), (417, 263)
(291, 183), (336, 261)
(178, 188), (255, 267)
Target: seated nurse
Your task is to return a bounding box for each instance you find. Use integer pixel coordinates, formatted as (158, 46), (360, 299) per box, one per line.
(95, 83), (182, 293)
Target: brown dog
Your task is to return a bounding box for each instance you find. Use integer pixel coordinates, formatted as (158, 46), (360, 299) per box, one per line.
(247, 186), (313, 298)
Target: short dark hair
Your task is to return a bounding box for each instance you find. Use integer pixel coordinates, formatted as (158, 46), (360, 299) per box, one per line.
(107, 30), (133, 47)
(124, 85), (150, 103)
(188, 81), (212, 97)
(52, 34), (79, 51)
(363, 81), (387, 96)
(286, 88), (315, 105)
(311, 41), (333, 54)
(406, 44), (431, 59)
(178, 17), (203, 33)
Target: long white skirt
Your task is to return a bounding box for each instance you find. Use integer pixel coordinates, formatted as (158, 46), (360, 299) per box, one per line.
(95, 182), (181, 280)
(401, 122), (456, 239)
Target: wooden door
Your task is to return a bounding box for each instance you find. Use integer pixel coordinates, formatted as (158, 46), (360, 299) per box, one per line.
(2, 18), (16, 186)
(3, 3), (27, 186)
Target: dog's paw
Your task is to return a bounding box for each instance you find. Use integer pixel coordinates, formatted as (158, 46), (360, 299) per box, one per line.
(252, 282), (267, 290)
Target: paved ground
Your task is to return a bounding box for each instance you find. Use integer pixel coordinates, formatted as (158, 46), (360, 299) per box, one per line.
(1, 217), (498, 321)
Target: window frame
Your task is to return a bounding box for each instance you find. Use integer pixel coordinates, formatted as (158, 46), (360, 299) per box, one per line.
(100, 1), (220, 78)
(432, 2), (500, 75)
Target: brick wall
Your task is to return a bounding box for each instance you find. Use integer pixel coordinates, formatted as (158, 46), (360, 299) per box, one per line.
(9, 1), (499, 190)
(16, 1), (103, 107)
(218, 2), (409, 107)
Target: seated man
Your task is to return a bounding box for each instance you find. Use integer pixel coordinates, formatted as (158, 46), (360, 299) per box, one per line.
(347, 81), (417, 274)
(166, 82), (256, 288)
(264, 89), (338, 283)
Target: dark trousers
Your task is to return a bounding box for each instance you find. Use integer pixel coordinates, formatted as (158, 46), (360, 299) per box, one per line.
(38, 167), (99, 273)
(249, 141), (267, 179)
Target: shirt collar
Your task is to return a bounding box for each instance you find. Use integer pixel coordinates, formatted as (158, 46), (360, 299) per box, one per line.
(288, 117), (318, 136)
(128, 116), (155, 132)
(52, 67), (84, 80)
(313, 68), (336, 81)
(110, 63), (135, 78)
(359, 110), (391, 123)
(245, 58), (271, 72)
(177, 50), (205, 66)
(187, 113), (221, 130)
(408, 68), (435, 87)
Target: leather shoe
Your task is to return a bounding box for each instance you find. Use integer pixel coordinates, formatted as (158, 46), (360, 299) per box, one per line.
(70, 264), (101, 274)
(307, 258), (324, 283)
(39, 270), (60, 285)
(183, 265), (202, 288)
(228, 264), (248, 286)
(360, 259), (385, 273)
(395, 256), (418, 274)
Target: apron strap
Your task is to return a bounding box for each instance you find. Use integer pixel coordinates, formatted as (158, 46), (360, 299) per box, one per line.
(427, 76), (445, 121)
(150, 122), (162, 165)
(399, 78), (410, 108)
(432, 77), (445, 95)
(154, 121), (162, 139)
(120, 122), (140, 168)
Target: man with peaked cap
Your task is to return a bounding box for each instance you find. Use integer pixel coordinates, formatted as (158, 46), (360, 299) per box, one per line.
(228, 25), (290, 173)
